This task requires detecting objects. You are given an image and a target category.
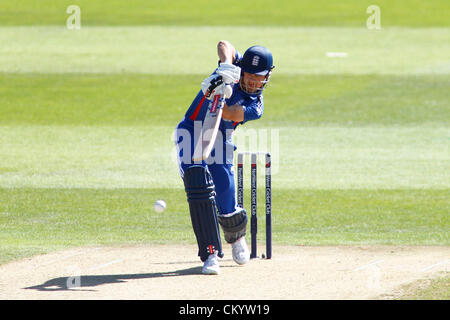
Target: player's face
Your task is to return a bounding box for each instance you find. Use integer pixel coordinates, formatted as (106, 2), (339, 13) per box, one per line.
(241, 72), (266, 93)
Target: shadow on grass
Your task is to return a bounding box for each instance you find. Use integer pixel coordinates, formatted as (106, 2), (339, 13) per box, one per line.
(24, 266), (203, 292)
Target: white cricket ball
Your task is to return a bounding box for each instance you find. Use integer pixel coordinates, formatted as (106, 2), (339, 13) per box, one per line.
(154, 200), (166, 213)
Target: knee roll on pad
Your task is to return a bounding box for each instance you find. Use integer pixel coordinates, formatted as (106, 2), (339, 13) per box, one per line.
(184, 166), (215, 201)
(217, 208), (248, 244)
(183, 166), (224, 261)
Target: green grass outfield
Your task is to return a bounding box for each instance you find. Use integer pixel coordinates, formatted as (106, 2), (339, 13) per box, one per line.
(0, 0), (449, 288)
(1, 26), (449, 75)
(1, 0), (449, 26)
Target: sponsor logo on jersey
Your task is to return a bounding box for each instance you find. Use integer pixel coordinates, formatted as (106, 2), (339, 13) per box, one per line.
(256, 105), (262, 116)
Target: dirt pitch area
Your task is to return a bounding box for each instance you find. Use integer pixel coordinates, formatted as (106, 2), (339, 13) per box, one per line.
(0, 245), (448, 300)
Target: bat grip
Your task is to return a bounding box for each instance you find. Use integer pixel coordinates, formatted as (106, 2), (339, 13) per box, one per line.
(205, 76), (223, 98)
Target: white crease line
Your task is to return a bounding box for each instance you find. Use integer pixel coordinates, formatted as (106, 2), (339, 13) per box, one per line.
(420, 259), (449, 272)
(353, 260), (384, 272)
(87, 259), (123, 272)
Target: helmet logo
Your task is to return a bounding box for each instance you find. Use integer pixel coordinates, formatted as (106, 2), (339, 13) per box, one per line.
(251, 55), (260, 66)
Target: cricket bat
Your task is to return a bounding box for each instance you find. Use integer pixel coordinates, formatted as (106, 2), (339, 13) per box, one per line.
(192, 93), (224, 162)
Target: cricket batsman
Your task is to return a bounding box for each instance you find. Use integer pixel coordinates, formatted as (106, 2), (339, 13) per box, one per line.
(175, 40), (274, 274)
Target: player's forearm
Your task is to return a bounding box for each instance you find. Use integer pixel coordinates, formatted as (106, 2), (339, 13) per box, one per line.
(222, 104), (244, 122)
(217, 40), (236, 64)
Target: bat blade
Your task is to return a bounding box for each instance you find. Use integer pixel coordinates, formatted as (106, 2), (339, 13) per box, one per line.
(192, 94), (224, 162)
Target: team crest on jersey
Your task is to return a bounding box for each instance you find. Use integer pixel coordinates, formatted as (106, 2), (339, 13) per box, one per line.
(252, 55), (260, 66)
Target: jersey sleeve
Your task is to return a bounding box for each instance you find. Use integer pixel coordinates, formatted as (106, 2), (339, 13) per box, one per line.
(234, 50), (243, 66)
(242, 95), (264, 124)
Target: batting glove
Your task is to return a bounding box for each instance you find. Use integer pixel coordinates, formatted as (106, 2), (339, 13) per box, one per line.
(216, 63), (241, 85)
(201, 75), (233, 99)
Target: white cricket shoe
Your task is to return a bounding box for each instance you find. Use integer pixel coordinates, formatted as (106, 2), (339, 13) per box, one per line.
(232, 237), (250, 265)
(202, 252), (221, 275)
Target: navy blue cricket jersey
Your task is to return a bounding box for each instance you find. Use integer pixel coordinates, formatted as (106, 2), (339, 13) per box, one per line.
(180, 50), (264, 134)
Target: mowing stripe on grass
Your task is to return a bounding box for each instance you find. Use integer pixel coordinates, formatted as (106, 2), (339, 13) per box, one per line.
(1, 73), (448, 126)
(0, 26), (449, 75)
(0, 188), (447, 250)
(0, 126), (448, 189)
(1, 0), (449, 27)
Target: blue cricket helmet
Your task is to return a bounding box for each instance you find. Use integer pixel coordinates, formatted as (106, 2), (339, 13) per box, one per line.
(240, 45), (274, 76)
(239, 45), (274, 94)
